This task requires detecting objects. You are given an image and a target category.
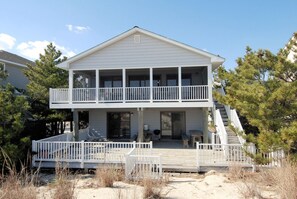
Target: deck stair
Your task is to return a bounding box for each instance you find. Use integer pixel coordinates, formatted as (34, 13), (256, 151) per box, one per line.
(152, 148), (197, 172)
(214, 101), (241, 145)
(214, 101), (228, 126)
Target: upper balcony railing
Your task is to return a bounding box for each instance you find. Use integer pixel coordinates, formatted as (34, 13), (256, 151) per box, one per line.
(50, 85), (209, 104)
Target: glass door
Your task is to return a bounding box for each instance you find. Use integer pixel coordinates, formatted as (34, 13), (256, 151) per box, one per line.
(172, 112), (185, 139)
(161, 112), (185, 139)
(161, 112), (172, 138)
(107, 112), (130, 139)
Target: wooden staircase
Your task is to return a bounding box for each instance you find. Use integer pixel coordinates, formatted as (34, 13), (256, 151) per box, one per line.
(214, 101), (241, 145)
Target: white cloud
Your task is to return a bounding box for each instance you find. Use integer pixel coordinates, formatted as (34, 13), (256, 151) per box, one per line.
(17, 40), (76, 60)
(0, 33), (16, 50)
(66, 24), (90, 34)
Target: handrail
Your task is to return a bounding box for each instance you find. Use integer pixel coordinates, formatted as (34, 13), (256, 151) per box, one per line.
(230, 110), (246, 145)
(216, 86), (246, 145)
(214, 109), (228, 145)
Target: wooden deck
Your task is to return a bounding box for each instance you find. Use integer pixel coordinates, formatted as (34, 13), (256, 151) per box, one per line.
(152, 140), (198, 172)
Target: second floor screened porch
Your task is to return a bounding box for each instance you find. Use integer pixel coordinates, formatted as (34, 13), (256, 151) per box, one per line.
(50, 66), (213, 108)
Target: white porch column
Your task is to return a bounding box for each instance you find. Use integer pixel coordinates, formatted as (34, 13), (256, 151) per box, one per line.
(123, 68), (126, 103)
(137, 107), (144, 142)
(178, 66), (182, 102)
(207, 64), (212, 103)
(202, 107), (209, 143)
(96, 69), (99, 103)
(69, 69), (73, 104)
(150, 67), (153, 103)
(73, 109), (79, 141)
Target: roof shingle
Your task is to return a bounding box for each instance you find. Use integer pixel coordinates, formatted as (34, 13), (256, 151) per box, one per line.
(0, 50), (34, 66)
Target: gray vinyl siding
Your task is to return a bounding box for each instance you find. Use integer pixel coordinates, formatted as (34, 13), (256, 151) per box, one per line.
(88, 108), (203, 139)
(3, 63), (28, 90)
(70, 33), (211, 69)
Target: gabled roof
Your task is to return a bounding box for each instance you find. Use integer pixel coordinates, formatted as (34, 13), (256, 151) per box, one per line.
(58, 26), (225, 69)
(0, 50), (34, 68)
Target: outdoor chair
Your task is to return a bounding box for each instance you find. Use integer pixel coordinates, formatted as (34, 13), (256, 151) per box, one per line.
(87, 129), (107, 141)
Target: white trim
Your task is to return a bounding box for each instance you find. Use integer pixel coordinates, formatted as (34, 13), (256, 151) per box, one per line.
(50, 101), (213, 109)
(69, 64), (210, 71)
(96, 69), (99, 103)
(0, 59), (28, 68)
(122, 68), (126, 103)
(178, 66), (182, 102)
(69, 70), (73, 104)
(149, 68), (153, 103)
(207, 64), (212, 103)
(57, 27), (225, 69)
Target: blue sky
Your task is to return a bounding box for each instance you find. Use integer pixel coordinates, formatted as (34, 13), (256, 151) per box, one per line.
(0, 0), (296, 69)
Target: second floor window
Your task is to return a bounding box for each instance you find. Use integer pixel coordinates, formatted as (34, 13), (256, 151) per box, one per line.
(101, 76), (122, 87)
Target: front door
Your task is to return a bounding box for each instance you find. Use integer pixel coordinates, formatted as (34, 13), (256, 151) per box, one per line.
(161, 112), (185, 139)
(107, 112), (130, 139)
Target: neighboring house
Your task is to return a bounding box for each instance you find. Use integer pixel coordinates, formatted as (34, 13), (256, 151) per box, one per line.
(0, 50), (33, 90)
(51, 26), (225, 143)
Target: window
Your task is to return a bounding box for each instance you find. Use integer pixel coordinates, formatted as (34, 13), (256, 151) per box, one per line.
(100, 76), (122, 87)
(166, 74), (192, 86)
(153, 75), (161, 86)
(73, 70), (96, 88)
(128, 75), (149, 87)
(107, 112), (131, 139)
(166, 74), (178, 86)
(182, 74), (191, 86)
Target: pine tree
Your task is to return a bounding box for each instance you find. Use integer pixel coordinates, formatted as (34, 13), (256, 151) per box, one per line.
(24, 43), (70, 135)
(0, 84), (29, 164)
(217, 34), (297, 153)
(25, 43), (68, 104)
(0, 62), (8, 81)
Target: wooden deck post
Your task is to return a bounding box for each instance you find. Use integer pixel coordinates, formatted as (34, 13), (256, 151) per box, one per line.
(137, 107), (144, 142)
(202, 108), (209, 143)
(73, 109), (79, 141)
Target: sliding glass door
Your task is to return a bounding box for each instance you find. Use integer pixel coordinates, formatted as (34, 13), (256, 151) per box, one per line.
(161, 112), (185, 139)
(107, 112), (130, 139)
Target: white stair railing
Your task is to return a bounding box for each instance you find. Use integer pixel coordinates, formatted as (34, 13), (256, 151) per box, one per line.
(214, 109), (228, 145)
(125, 141), (162, 180)
(230, 110), (246, 145)
(215, 86), (246, 145)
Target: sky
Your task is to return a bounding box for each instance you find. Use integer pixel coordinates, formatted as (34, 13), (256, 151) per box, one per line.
(0, 0), (296, 69)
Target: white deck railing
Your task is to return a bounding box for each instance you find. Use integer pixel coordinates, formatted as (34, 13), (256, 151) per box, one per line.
(98, 87), (123, 102)
(32, 140), (153, 167)
(126, 87), (150, 101)
(50, 88), (69, 103)
(182, 85), (208, 100)
(153, 86), (179, 101)
(50, 85), (209, 104)
(196, 143), (284, 170)
(73, 88), (96, 102)
(37, 133), (73, 142)
(125, 146), (162, 180)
